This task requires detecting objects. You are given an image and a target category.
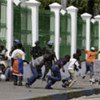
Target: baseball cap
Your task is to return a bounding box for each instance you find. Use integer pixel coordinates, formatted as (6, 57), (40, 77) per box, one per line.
(91, 47), (95, 51)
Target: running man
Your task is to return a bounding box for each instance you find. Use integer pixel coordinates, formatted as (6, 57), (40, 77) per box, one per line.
(62, 53), (80, 88)
(82, 47), (100, 83)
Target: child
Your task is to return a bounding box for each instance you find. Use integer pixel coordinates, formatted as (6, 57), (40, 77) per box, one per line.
(11, 45), (25, 86)
(62, 53), (80, 88)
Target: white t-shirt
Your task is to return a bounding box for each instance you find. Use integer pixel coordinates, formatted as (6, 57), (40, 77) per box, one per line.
(11, 49), (25, 60)
(68, 58), (79, 70)
(32, 56), (44, 67)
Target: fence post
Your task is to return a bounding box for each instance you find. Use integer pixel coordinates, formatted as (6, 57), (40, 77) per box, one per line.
(81, 13), (92, 50)
(49, 3), (61, 59)
(25, 0), (40, 46)
(6, 0), (13, 57)
(66, 6), (78, 57)
(95, 15), (100, 59)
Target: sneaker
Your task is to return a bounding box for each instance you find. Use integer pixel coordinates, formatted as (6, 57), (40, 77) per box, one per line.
(62, 79), (65, 83)
(82, 76), (86, 79)
(68, 80), (76, 87)
(98, 81), (100, 85)
(62, 84), (67, 88)
(42, 78), (46, 81)
(90, 78), (95, 84)
(6, 79), (10, 81)
(95, 79), (99, 82)
(13, 82), (17, 86)
(45, 86), (53, 89)
(90, 81), (95, 85)
(25, 83), (30, 88)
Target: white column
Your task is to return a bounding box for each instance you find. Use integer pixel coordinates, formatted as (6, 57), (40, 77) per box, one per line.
(49, 3), (61, 59)
(81, 13), (92, 50)
(95, 15), (100, 59)
(6, 0), (13, 57)
(25, 0), (40, 46)
(66, 6), (78, 57)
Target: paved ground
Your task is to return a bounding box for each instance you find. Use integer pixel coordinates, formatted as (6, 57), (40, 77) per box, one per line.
(0, 75), (100, 100)
(0, 60), (100, 100)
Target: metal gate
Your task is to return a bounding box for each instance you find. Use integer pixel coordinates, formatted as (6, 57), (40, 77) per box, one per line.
(60, 13), (71, 58)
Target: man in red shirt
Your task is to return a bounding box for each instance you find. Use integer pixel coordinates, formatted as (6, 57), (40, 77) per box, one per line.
(82, 47), (100, 83)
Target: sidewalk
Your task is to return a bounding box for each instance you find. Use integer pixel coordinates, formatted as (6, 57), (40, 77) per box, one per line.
(0, 76), (100, 100)
(1, 60), (100, 100)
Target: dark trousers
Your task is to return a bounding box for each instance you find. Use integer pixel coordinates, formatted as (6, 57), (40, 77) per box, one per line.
(27, 67), (42, 86)
(85, 62), (94, 78)
(45, 65), (61, 88)
(13, 75), (23, 85)
(5, 67), (12, 81)
(42, 61), (52, 80)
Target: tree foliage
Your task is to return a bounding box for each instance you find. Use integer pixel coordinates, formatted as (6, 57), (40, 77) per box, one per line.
(38, 0), (100, 15)
(94, 0), (100, 15)
(38, 0), (60, 10)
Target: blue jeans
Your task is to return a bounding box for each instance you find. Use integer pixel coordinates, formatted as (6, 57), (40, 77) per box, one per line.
(85, 62), (94, 78)
(45, 65), (61, 88)
(27, 67), (38, 85)
(5, 67), (12, 80)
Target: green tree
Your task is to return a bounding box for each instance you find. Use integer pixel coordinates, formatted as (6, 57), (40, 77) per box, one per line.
(87, 0), (95, 16)
(94, 0), (100, 15)
(38, 0), (100, 15)
(38, 0), (60, 10)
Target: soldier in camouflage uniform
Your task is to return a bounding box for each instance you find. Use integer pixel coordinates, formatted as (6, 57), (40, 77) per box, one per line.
(30, 41), (43, 60)
(42, 41), (57, 81)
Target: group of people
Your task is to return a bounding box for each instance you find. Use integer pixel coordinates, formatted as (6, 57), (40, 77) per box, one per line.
(0, 40), (100, 89)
